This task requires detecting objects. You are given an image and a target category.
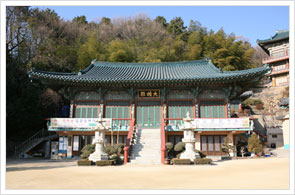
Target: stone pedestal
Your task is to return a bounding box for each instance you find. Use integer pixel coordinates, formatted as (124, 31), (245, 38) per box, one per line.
(89, 114), (109, 162)
(180, 112), (200, 162)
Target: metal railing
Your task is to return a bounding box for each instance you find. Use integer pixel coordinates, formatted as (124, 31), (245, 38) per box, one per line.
(123, 118), (136, 164)
(160, 116), (166, 164)
(14, 128), (56, 157)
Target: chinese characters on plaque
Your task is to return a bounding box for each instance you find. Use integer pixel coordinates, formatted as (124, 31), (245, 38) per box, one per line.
(138, 89), (160, 98)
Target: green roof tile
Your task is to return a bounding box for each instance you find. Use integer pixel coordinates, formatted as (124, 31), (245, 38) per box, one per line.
(28, 59), (271, 85)
(257, 30), (289, 44)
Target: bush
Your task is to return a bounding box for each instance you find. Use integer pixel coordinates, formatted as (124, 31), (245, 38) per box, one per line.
(174, 142), (185, 152)
(222, 137), (236, 157)
(80, 144), (95, 159)
(172, 158), (191, 165)
(166, 142), (174, 159)
(248, 133), (263, 154)
(116, 143), (125, 155)
(109, 154), (122, 165)
(242, 98), (263, 106)
(195, 150), (206, 158)
(77, 160), (92, 166)
(194, 158), (212, 165)
(104, 145), (117, 155)
(96, 160), (115, 166)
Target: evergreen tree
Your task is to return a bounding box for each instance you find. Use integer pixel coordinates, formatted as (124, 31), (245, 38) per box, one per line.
(248, 133), (263, 155)
(154, 16), (168, 28)
(167, 17), (187, 36)
(222, 137), (236, 157)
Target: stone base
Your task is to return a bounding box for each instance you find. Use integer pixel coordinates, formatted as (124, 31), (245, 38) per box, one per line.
(89, 152), (109, 162)
(180, 151), (201, 162)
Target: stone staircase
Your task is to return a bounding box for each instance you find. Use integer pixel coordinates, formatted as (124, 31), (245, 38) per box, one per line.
(129, 128), (161, 164)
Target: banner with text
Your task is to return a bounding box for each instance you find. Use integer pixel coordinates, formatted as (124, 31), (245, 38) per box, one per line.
(194, 118), (250, 129)
(49, 118), (112, 131)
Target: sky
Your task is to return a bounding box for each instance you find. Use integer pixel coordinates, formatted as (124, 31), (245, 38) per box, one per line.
(35, 6), (289, 46)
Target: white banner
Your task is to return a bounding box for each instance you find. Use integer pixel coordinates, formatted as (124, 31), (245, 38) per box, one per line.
(50, 118), (112, 130)
(193, 118), (250, 129)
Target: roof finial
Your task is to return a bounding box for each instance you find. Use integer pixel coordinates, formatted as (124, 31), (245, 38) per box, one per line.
(91, 59), (97, 64)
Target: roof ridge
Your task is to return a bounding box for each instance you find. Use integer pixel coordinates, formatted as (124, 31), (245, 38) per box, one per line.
(91, 59), (210, 67)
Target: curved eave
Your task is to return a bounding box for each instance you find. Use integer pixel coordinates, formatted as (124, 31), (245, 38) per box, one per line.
(29, 68), (270, 86)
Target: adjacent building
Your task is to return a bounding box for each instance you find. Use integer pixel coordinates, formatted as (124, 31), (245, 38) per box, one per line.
(29, 58), (270, 163)
(256, 30), (290, 149)
(257, 30), (289, 87)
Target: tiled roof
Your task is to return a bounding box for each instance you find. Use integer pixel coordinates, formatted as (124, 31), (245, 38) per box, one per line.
(29, 59), (271, 85)
(257, 30), (289, 44)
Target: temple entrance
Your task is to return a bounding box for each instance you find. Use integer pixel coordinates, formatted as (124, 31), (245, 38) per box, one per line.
(136, 101), (161, 128)
(201, 135), (228, 156)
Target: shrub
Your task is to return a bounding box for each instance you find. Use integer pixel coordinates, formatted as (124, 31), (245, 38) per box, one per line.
(104, 145), (117, 155)
(116, 143), (125, 155)
(80, 144), (95, 159)
(174, 142), (185, 152)
(194, 158), (212, 165)
(96, 160), (115, 166)
(77, 160), (92, 166)
(172, 158), (191, 165)
(195, 150), (206, 158)
(166, 142), (174, 159)
(242, 98), (263, 106)
(109, 154), (122, 165)
(222, 137), (236, 157)
(248, 133), (263, 154)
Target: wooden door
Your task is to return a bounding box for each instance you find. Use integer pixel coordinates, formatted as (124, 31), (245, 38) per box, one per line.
(136, 101), (161, 128)
(201, 135), (227, 156)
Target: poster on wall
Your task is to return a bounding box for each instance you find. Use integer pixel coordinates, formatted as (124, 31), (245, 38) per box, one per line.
(59, 137), (64, 150)
(73, 136), (79, 151)
(63, 137), (68, 151)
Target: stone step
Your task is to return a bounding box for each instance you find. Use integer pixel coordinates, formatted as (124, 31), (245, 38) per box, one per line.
(129, 128), (161, 164)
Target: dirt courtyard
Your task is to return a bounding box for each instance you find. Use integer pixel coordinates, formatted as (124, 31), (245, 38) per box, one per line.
(5, 153), (290, 190)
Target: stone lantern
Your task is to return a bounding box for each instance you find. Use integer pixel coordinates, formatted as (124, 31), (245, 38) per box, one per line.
(89, 113), (109, 162)
(180, 112), (200, 161)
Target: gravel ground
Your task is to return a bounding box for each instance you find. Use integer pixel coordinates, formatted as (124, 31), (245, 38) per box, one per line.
(5, 154), (290, 190)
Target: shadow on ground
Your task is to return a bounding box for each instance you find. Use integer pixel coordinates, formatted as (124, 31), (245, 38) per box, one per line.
(6, 164), (76, 172)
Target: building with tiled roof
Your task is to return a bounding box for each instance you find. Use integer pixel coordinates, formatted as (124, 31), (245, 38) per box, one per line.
(257, 30), (289, 87)
(29, 58), (270, 164)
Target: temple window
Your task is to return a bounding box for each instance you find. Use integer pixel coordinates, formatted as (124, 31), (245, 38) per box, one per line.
(105, 101), (130, 130)
(74, 101), (99, 118)
(168, 135), (183, 145)
(199, 100), (226, 118)
(168, 101), (193, 128)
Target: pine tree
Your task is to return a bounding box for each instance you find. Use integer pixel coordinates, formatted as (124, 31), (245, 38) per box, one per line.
(222, 137), (236, 157)
(248, 133), (263, 155)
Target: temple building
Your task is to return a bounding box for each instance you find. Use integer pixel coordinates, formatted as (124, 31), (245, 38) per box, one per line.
(257, 30), (289, 87)
(29, 58), (270, 164)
